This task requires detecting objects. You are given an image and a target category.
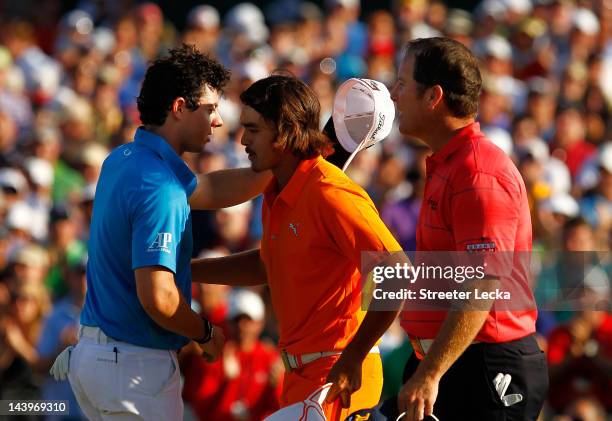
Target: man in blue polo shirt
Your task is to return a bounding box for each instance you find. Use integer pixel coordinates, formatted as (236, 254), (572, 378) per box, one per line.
(52, 45), (270, 420)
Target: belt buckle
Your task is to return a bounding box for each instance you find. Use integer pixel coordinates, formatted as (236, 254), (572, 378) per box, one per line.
(280, 349), (293, 372)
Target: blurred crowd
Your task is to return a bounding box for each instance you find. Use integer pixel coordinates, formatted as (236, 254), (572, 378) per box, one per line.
(0, 0), (610, 420)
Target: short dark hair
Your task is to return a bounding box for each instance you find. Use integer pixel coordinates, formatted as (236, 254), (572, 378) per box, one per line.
(404, 37), (482, 118)
(239, 75), (331, 159)
(137, 44), (230, 126)
(563, 217), (591, 236)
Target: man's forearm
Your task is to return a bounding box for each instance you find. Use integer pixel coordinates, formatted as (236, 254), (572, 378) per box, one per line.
(190, 168), (272, 210)
(191, 249), (267, 286)
(416, 309), (489, 380)
(145, 288), (206, 340)
(416, 276), (498, 379)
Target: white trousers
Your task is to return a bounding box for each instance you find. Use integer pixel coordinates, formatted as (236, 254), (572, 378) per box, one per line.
(68, 326), (182, 420)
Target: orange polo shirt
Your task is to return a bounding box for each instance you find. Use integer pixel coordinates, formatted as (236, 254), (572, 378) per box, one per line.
(261, 156), (401, 355)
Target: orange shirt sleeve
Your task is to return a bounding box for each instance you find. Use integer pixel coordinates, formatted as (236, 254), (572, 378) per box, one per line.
(315, 181), (402, 265)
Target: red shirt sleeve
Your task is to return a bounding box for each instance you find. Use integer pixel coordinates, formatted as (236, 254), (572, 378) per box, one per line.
(450, 172), (521, 277)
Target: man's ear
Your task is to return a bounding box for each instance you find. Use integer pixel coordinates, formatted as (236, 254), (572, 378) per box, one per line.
(170, 97), (187, 120)
(427, 85), (444, 111)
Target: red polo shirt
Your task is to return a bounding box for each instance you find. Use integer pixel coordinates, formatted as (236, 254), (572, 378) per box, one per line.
(400, 122), (537, 343)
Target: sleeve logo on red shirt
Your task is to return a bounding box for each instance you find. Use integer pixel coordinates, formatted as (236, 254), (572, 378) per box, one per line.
(466, 241), (496, 252)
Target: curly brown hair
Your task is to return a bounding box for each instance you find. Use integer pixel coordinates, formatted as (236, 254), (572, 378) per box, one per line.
(137, 44), (230, 126)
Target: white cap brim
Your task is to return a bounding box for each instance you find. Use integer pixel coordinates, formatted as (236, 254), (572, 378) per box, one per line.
(332, 78), (395, 171)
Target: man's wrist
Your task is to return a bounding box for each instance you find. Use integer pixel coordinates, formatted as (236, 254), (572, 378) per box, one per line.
(343, 340), (371, 361)
(193, 317), (213, 344)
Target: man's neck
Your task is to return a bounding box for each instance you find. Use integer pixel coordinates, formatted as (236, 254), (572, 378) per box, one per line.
(422, 116), (475, 153)
(272, 154), (302, 192)
(143, 125), (182, 155)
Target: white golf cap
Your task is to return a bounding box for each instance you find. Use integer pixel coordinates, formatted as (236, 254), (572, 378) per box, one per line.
(0, 168), (28, 193)
(598, 142), (612, 173)
(476, 35), (513, 60)
(24, 157), (54, 188)
(187, 5), (220, 30)
(573, 8), (600, 35)
(540, 193), (579, 217)
(6, 201), (34, 232)
(264, 384), (331, 421)
(483, 127), (513, 155)
(332, 78), (395, 171)
(227, 289), (264, 321)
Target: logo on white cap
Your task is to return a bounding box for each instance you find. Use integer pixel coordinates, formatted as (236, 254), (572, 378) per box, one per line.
(332, 78), (395, 171)
(263, 383), (331, 421)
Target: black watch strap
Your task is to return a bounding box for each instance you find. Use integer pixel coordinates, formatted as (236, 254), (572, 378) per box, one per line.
(194, 317), (213, 344)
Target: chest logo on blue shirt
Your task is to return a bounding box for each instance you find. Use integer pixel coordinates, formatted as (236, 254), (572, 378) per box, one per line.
(148, 232), (172, 254)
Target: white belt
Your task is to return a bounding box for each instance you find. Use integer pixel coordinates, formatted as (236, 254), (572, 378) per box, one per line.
(409, 336), (480, 360)
(78, 325), (117, 345)
(280, 346), (380, 371)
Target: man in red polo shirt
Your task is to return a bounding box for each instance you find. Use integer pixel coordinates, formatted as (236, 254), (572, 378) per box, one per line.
(330, 38), (548, 421)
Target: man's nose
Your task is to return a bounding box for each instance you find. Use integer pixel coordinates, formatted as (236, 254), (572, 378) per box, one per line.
(212, 112), (223, 128)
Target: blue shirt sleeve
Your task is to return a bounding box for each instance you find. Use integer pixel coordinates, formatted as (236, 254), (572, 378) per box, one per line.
(130, 178), (188, 273)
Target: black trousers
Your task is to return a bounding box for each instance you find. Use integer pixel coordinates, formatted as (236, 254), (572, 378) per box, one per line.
(373, 334), (548, 421)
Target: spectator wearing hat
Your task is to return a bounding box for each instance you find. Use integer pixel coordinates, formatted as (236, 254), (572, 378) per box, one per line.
(182, 289), (282, 421)
(444, 8), (473, 47)
(0, 168), (29, 208)
(5, 202), (36, 256)
(30, 126), (85, 205)
(182, 5), (221, 56)
(0, 19), (62, 105)
(45, 204), (87, 299)
(11, 245), (51, 290)
(23, 157), (54, 242)
(579, 143), (612, 243)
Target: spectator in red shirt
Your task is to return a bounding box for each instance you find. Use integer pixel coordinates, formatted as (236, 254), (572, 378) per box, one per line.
(181, 289), (282, 421)
(547, 286), (612, 412)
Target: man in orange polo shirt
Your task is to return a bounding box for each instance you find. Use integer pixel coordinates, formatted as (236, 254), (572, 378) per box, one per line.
(329, 38), (549, 421)
(191, 75), (402, 419)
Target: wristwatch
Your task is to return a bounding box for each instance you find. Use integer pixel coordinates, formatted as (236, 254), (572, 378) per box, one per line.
(194, 317), (214, 344)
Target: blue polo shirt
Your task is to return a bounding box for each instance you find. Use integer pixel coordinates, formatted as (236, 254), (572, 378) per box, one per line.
(80, 128), (197, 350)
